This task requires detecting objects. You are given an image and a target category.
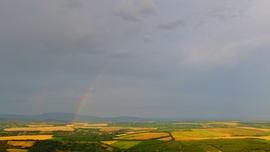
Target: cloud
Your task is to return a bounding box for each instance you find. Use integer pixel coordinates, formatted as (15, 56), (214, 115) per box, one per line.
(182, 33), (270, 70)
(139, 0), (157, 15)
(113, 0), (140, 21)
(64, 0), (84, 10)
(113, 0), (157, 21)
(208, 5), (243, 20)
(158, 17), (184, 30)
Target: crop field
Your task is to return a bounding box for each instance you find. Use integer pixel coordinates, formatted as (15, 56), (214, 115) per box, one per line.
(72, 123), (108, 127)
(172, 128), (270, 141)
(7, 141), (35, 148)
(172, 129), (229, 140)
(1, 121), (270, 151)
(237, 126), (270, 132)
(0, 135), (52, 140)
(4, 126), (74, 132)
(129, 127), (157, 131)
(28, 124), (53, 127)
(6, 149), (28, 152)
(111, 141), (141, 149)
(158, 136), (172, 141)
(101, 140), (117, 145)
(125, 132), (170, 140)
(100, 127), (123, 131)
(211, 127), (270, 136)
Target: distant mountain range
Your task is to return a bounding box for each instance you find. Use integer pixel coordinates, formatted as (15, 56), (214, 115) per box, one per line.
(0, 112), (185, 122)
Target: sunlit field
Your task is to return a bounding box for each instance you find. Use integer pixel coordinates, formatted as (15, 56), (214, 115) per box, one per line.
(0, 135), (52, 140)
(124, 132), (170, 140)
(7, 141), (35, 148)
(111, 141), (142, 149)
(4, 126), (74, 132)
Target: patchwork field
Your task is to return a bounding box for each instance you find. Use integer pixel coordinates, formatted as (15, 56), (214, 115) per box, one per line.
(1, 121), (270, 151)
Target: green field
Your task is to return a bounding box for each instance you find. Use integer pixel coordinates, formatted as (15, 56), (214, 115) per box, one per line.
(112, 141), (141, 149)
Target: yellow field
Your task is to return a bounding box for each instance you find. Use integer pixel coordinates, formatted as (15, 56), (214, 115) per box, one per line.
(211, 128), (269, 136)
(0, 135), (52, 140)
(6, 149), (28, 152)
(237, 127), (270, 132)
(174, 121), (239, 128)
(126, 132), (170, 140)
(100, 127), (123, 131)
(129, 127), (157, 131)
(257, 136), (270, 140)
(7, 141), (35, 148)
(4, 126), (74, 132)
(101, 140), (118, 145)
(28, 124), (53, 127)
(172, 127), (270, 140)
(72, 123), (108, 127)
(158, 136), (172, 141)
(172, 129), (230, 140)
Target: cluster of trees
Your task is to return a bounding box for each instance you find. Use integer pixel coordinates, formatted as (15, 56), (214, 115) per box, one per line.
(0, 141), (7, 152)
(56, 133), (114, 141)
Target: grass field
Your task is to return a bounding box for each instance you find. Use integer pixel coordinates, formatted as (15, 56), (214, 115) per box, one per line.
(125, 132), (170, 140)
(112, 141), (141, 149)
(128, 139), (270, 152)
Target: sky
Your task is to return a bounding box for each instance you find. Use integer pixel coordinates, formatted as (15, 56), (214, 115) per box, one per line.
(1, 0), (270, 120)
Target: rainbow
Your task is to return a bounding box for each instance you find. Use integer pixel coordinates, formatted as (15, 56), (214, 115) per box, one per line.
(73, 66), (107, 122)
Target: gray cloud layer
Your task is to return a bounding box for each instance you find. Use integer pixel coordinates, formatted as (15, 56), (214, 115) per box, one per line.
(1, 0), (270, 119)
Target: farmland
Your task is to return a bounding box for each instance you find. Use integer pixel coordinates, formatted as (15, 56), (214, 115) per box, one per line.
(0, 135), (52, 141)
(1, 121), (270, 151)
(4, 126), (74, 132)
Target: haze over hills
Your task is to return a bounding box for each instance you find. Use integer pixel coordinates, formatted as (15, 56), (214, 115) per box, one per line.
(0, 112), (213, 122)
(0, 112), (152, 122)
